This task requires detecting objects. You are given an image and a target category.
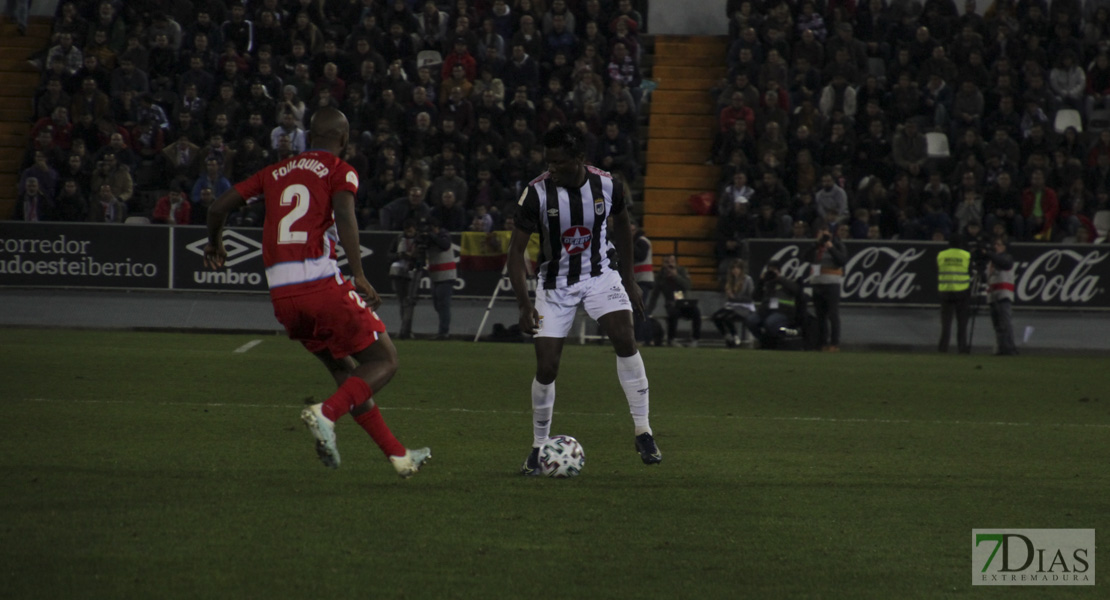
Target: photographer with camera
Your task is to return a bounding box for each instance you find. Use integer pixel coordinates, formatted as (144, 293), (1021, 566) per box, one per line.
(987, 236), (1018, 355)
(747, 258), (802, 348)
(802, 219), (847, 352)
(424, 218), (457, 340)
(388, 219), (426, 339)
(647, 255), (701, 347)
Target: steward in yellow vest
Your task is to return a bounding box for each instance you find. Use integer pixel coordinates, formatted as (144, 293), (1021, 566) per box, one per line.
(937, 234), (972, 353)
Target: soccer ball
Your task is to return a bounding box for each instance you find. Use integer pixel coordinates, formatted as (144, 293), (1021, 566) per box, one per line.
(539, 435), (585, 478)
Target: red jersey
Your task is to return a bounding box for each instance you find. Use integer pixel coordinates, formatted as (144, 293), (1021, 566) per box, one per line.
(233, 150), (359, 297)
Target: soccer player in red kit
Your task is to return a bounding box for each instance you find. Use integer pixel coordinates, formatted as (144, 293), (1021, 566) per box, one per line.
(203, 107), (431, 478)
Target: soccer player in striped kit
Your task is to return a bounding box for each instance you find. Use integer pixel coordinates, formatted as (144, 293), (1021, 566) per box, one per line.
(203, 107), (431, 479)
(507, 125), (661, 474)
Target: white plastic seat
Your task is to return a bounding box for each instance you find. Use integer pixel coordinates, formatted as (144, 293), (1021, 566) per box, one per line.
(416, 50), (442, 71)
(1054, 109), (1083, 134)
(926, 131), (950, 158)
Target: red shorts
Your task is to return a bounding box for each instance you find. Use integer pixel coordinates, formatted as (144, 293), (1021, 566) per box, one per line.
(271, 279), (387, 358)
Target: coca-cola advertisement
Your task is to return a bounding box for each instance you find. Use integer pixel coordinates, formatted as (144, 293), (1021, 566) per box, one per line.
(746, 240), (1110, 309)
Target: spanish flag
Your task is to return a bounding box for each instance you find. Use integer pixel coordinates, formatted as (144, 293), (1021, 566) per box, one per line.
(458, 231), (541, 271)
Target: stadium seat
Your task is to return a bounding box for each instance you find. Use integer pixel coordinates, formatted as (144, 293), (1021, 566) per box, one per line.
(925, 132), (950, 158)
(125, 216), (150, 225)
(1094, 210), (1110, 238)
(1090, 109), (1110, 132)
(1054, 109), (1083, 134)
(417, 50), (441, 71)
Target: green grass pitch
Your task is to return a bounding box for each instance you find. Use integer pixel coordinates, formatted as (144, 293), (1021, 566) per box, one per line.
(0, 328), (1107, 599)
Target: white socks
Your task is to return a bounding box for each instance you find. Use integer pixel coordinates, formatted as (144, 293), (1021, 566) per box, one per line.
(616, 352), (652, 436)
(531, 378), (555, 448)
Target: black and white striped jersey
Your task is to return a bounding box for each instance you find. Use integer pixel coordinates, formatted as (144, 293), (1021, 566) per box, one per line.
(516, 166), (626, 290)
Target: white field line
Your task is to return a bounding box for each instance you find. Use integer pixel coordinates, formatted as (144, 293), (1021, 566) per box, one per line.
(233, 340), (263, 353)
(20, 398), (1110, 430)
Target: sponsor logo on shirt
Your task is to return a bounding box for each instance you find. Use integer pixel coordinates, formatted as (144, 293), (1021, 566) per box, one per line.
(561, 226), (591, 254)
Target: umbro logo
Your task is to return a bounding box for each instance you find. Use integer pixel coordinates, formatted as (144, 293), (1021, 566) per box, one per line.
(185, 230), (262, 266)
(547, 208), (559, 217)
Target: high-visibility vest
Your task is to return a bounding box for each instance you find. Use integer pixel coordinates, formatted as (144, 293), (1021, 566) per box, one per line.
(426, 244), (457, 283)
(633, 236), (654, 283)
(937, 248), (971, 292)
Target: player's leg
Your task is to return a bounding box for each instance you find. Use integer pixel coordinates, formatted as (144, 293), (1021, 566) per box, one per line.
(589, 272), (661, 465)
(300, 283), (427, 476)
(598, 308), (661, 465)
(521, 337), (565, 475)
(313, 352), (359, 387)
(346, 332), (431, 477)
(522, 286), (576, 475)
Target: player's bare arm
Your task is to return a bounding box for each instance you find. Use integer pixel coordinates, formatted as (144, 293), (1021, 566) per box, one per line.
(610, 206), (645, 319)
(204, 188), (247, 269)
(333, 189), (380, 309)
(507, 226), (539, 334)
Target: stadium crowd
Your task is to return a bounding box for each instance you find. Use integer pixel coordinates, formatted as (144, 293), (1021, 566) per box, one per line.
(13, 0), (647, 230)
(712, 0), (1110, 259)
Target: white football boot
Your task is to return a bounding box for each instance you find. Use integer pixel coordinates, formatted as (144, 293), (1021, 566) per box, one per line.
(390, 447), (432, 478)
(300, 404), (340, 469)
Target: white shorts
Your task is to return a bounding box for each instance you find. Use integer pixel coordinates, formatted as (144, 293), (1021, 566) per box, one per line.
(534, 270), (632, 338)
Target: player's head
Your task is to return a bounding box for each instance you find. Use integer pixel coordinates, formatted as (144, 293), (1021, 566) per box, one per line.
(308, 107), (350, 155)
(543, 125), (586, 188)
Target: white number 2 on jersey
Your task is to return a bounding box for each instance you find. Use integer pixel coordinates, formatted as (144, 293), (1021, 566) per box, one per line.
(278, 183), (311, 244)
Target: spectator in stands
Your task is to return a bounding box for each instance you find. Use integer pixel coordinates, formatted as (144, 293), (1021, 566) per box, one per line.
(96, 131), (137, 173)
(595, 121), (637, 184)
(892, 120), (928, 179)
(503, 43), (541, 100)
(71, 76), (111, 122)
(152, 179), (193, 225)
(545, 14), (577, 69)
(191, 157), (231, 206)
(428, 163), (468, 206)
(53, 179), (88, 222)
(47, 32), (83, 75)
(14, 177), (52, 222)
(221, 3), (255, 55)
(270, 111), (306, 154)
(160, 133), (202, 182)
(110, 57), (149, 99)
(719, 91), (755, 135)
(59, 151), (91, 195)
(814, 172), (849, 225)
(87, 182), (126, 223)
(430, 189), (468, 232)
(89, 152), (133, 209)
(1050, 51), (1087, 112)
(647, 255), (701, 348)
(1022, 168), (1059, 240)
(381, 185), (432, 231)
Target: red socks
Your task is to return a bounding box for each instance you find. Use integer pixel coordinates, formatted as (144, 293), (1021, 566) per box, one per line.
(320, 378), (371, 422)
(320, 378), (405, 458)
(354, 405), (406, 458)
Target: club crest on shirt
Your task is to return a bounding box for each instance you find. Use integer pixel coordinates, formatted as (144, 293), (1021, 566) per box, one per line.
(561, 226), (592, 254)
(594, 198), (604, 215)
(547, 207), (559, 217)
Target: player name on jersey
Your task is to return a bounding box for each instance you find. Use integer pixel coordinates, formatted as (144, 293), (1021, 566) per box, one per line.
(271, 157), (331, 180)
